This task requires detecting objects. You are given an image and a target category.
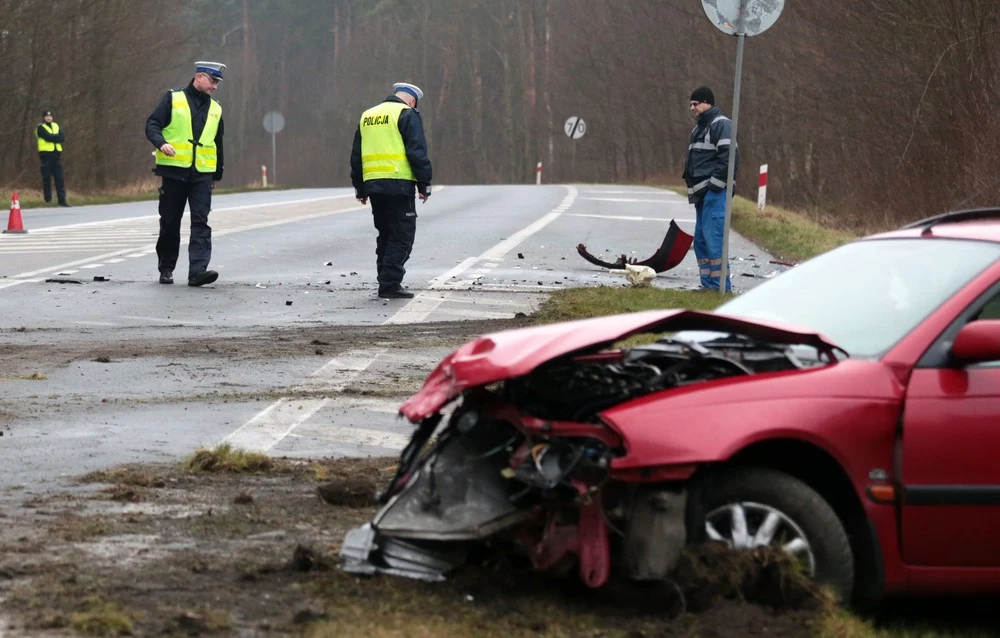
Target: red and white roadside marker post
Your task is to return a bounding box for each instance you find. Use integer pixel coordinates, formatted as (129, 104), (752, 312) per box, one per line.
(262, 165), (268, 188)
(536, 161), (543, 185)
(757, 163), (767, 211)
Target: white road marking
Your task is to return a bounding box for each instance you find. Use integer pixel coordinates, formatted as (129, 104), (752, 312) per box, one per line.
(581, 190), (683, 195)
(384, 185), (578, 324)
(288, 425), (411, 451)
(567, 213), (695, 222)
(578, 197), (683, 203)
(222, 398), (331, 453)
(0, 202), (368, 290)
(223, 348), (387, 453)
(21, 194), (354, 234)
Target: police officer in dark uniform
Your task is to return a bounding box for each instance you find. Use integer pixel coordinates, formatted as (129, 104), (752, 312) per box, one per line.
(145, 61), (226, 287)
(350, 82), (433, 299)
(36, 110), (70, 207)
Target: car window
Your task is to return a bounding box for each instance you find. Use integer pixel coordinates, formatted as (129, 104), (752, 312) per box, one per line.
(975, 293), (1000, 320)
(965, 289), (1000, 367)
(704, 238), (1000, 358)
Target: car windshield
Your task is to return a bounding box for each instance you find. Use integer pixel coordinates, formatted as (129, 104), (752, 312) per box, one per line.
(683, 238), (1000, 358)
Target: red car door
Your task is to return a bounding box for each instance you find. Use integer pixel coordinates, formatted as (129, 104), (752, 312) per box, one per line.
(900, 292), (1000, 567)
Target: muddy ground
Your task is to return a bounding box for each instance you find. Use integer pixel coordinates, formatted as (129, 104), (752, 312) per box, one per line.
(0, 454), (829, 638)
(0, 319), (533, 379)
(1, 320), (996, 637)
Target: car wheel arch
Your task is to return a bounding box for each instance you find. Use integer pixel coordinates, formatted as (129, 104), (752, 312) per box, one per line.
(685, 438), (884, 605)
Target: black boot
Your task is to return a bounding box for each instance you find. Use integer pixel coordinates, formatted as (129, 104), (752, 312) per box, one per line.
(378, 285), (414, 299)
(159, 271), (173, 285)
(188, 270), (219, 287)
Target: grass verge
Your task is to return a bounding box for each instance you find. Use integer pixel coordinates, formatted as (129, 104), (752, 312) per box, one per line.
(530, 285), (730, 325)
(666, 186), (857, 263)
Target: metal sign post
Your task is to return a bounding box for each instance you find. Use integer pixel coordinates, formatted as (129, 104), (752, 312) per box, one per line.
(262, 111), (285, 185)
(564, 116), (586, 180)
(701, 0), (784, 295)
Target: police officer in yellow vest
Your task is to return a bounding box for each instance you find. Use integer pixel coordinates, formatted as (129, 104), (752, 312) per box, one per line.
(144, 61), (226, 287)
(350, 82), (433, 299)
(37, 110), (70, 207)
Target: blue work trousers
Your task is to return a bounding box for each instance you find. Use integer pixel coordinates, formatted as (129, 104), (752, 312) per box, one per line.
(693, 189), (732, 292)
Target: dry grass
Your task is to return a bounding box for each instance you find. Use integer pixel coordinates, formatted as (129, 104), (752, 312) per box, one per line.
(531, 286), (730, 325)
(818, 608), (997, 638)
(183, 442), (276, 473)
(69, 597), (142, 636)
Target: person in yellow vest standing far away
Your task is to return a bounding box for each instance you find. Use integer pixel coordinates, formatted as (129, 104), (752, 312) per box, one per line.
(350, 82), (433, 299)
(144, 61), (226, 287)
(36, 110), (70, 207)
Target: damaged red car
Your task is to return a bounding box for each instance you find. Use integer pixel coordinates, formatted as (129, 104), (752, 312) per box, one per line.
(342, 209), (1000, 605)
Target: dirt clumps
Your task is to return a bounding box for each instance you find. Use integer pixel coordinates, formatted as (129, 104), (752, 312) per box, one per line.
(0, 455), (828, 638)
(315, 457), (397, 507)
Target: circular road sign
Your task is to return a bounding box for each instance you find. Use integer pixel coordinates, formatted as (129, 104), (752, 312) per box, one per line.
(263, 111), (285, 134)
(701, 0), (785, 36)
(564, 116), (586, 140)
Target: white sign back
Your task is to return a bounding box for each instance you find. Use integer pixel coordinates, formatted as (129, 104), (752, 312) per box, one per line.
(701, 0), (784, 36)
(263, 111), (285, 134)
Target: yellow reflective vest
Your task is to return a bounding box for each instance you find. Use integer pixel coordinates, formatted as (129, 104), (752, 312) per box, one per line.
(37, 122), (62, 152)
(155, 90), (222, 173)
(359, 101), (415, 182)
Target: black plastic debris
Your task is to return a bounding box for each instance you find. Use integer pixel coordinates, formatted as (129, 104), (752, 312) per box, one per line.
(45, 277), (81, 284)
(286, 300), (293, 306)
(517, 253), (525, 259)
(93, 276), (109, 282)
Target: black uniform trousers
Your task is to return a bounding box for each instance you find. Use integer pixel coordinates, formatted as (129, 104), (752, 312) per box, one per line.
(370, 194), (417, 292)
(39, 154), (67, 205)
(156, 178), (213, 275)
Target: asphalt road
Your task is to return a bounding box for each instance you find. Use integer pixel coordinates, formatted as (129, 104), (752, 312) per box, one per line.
(0, 185), (779, 494)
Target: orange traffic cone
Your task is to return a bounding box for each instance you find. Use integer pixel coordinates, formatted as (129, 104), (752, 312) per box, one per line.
(3, 192), (26, 234)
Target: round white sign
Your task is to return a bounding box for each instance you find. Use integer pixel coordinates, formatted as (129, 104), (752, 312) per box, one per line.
(263, 111), (285, 134)
(564, 116), (587, 140)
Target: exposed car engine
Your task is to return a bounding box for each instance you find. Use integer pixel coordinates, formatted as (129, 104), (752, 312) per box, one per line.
(506, 335), (823, 421)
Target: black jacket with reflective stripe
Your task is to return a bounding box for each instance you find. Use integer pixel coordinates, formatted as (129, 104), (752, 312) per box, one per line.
(145, 81), (225, 183)
(350, 95), (433, 198)
(682, 106), (738, 204)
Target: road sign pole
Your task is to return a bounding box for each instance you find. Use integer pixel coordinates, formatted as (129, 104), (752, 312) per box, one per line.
(262, 111), (285, 187)
(720, 0), (747, 297)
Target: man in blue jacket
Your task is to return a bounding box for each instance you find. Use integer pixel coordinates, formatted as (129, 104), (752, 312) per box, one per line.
(683, 86), (737, 292)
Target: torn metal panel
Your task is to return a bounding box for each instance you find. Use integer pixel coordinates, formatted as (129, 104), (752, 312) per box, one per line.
(373, 419), (531, 540)
(340, 523), (465, 582)
(577, 219), (693, 273)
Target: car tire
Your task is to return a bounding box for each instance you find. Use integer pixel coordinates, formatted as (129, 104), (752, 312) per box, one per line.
(691, 467), (855, 602)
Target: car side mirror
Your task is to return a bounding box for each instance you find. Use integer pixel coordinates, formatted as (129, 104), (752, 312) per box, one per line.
(951, 320), (1000, 364)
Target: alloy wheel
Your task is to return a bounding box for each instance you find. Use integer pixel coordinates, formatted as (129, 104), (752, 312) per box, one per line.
(705, 500), (817, 576)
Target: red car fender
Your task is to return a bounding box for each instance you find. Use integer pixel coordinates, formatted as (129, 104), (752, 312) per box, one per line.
(603, 397), (899, 486)
(598, 362), (905, 497)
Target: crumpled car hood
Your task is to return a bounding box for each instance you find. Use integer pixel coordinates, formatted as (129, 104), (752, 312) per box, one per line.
(399, 309), (840, 422)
